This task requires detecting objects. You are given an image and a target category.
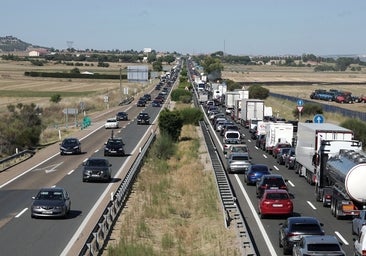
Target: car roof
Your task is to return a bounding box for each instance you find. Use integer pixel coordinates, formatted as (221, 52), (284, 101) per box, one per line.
(262, 174), (283, 178)
(287, 216), (320, 224)
(263, 189), (288, 194)
(39, 186), (65, 192)
(301, 235), (339, 244)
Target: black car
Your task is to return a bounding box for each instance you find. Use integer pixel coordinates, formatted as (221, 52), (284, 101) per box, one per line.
(279, 216), (325, 255)
(60, 137), (81, 155)
(137, 112), (150, 125)
(137, 99), (146, 107)
(104, 137), (125, 156)
(82, 157), (112, 182)
(256, 174), (288, 198)
(116, 111), (128, 121)
(143, 94), (151, 101)
(31, 187), (71, 218)
(152, 100), (161, 107)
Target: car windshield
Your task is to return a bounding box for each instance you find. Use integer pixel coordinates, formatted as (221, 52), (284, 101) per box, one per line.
(307, 243), (340, 251)
(251, 166), (268, 172)
(226, 133), (239, 139)
(266, 192), (289, 200)
(63, 139), (77, 146)
(108, 140), (123, 146)
(87, 159), (108, 167)
(37, 190), (63, 200)
(263, 178), (285, 186)
(232, 146), (248, 153)
(291, 223), (321, 232)
(232, 155), (249, 161)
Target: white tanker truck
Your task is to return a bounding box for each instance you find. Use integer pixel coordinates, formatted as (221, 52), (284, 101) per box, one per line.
(316, 145), (366, 219)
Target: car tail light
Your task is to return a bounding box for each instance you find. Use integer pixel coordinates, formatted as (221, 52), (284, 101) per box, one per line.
(362, 250), (366, 256)
(325, 194), (332, 199)
(280, 185), (287, 190)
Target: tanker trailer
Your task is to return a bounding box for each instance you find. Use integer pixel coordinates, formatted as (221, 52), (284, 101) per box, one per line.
(317, 149), (366, 219)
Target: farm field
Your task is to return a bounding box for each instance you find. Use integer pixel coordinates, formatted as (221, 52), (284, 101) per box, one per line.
(222, 65), (366, 114)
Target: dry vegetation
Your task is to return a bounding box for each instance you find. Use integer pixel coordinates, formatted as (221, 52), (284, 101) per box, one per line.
(104, 124), (240, 256)
(0, 60), (156, 144)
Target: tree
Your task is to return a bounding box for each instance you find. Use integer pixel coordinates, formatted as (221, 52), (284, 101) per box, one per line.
(201, 56), (224, 81)
(50, 94), (62, 103)
(0, 103), (43, 155)
(248, 85), (269, 99)
(158, 109), (184, 142)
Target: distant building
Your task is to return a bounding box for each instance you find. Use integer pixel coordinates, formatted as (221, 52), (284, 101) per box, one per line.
(28, 48), (48, 57)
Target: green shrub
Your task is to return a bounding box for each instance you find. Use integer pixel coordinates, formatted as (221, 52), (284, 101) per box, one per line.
(170, 88), (192, 101)
(179, 108), (203, 125)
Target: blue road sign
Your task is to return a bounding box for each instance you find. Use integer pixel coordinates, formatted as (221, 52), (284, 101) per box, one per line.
(297, 99), (304, 106)
(313, 114), (325, 123)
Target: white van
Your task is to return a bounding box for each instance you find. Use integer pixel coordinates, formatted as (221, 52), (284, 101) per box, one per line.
(354, 225), (366, 255)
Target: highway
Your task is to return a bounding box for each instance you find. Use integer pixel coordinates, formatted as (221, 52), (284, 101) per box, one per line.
(205, 107), (356, 255)
(0, 83), (169, 255)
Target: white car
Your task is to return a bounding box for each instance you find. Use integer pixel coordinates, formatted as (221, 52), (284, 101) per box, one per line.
(353, 210), (366, 236)
(104, 118), (119, 129)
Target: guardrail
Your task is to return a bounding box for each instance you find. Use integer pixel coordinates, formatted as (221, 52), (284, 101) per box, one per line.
(78, 130), (156, 255)
(0, 150), (35, 173)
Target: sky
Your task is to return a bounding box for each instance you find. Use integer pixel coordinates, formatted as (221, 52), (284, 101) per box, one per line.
(1, 0), (366, 56)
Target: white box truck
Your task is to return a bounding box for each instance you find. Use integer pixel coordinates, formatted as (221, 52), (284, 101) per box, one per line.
(240, 99), (265, 129)
(225, 92), (241, 114)
(295, 122), (362, 185)
(264, 122), (293, 153)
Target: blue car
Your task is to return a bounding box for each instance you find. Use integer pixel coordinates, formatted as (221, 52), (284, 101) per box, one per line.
(244, 164), (271, 185)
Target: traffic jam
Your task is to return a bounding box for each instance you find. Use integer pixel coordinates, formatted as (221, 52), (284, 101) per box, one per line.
(190, 64), (366, 255)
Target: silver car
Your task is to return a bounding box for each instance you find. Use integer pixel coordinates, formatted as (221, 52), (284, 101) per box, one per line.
(226, 152), (251, 174)
(31, 187), (71, 218)
(293, 235), (345, 256)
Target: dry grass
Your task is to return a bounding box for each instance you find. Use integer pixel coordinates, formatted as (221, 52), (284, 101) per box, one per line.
(105, 124), (240, 256)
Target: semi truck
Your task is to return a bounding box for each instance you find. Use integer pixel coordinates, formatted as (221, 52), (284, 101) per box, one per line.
(264, 122), (293, 153)
(316, 147), (366, 219)
(240, 99), (265, 129)
(295, 122), (362, 185)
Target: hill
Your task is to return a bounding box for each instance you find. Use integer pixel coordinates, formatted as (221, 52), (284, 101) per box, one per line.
(0, 35), (45, 52)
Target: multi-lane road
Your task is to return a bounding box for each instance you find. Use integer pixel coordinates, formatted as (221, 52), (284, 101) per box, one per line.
(205, 107), (356, 255)
(0, 84), (169, 255)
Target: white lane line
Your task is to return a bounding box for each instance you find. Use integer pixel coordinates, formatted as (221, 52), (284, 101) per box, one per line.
(61, 124), (157, 256)
(67, 169), (75, 175)
(307, 201), (317, 210)
(263, 154), (268, 159)
(273, 166), (279, 171)
(288, 180), (295, 187)
(15, 208), (28, 218)
(234, 175), (278, 256)
(334, 231), (349, 245)
(0, 122), (104, 189)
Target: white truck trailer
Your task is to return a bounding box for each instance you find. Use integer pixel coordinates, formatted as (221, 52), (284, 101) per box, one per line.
(224, 91), (241, 114)
(264, 122), (294, 153)
(295, 122), (362, 185)
(240, 99), (265, 129)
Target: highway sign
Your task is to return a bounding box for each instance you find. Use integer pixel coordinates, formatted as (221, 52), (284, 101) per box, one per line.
(297, 106), (303, 112)
(62, 108), (78, 115)
(297, 99), (304, 106)
(313, 114), (325, 123)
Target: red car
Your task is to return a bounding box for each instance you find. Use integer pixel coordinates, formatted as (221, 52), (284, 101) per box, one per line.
(258, 189), (293, 219)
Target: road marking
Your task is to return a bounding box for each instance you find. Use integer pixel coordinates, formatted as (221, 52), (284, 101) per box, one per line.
(307, 201), (317, 210)
(15, 208), (28, 218)
(335, 231), (349, 245)
(67, 169), (75, 175)
(263, 154), (268, 159)
(273, 165), (279, 171)
(288, 180), (295, 187)
(235, 175), (278, 256)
